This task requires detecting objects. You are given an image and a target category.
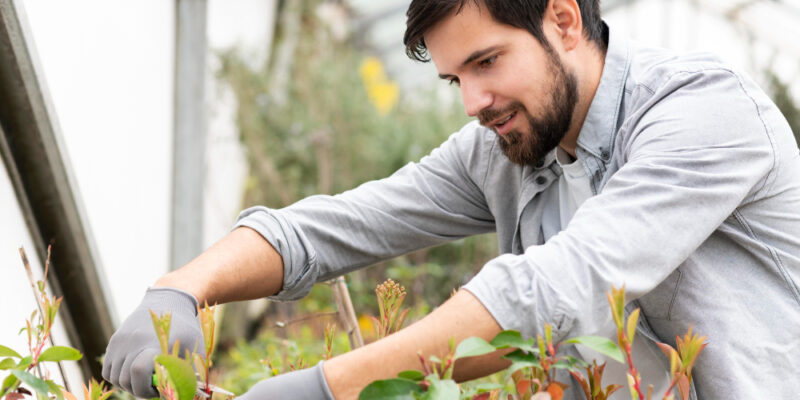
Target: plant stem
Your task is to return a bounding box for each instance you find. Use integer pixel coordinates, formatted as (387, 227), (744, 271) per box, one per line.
(18, 246), (71, 393)
(330, 277), (364, 348)
(624, 343), (645, 399)
(662, 377), (679, 400)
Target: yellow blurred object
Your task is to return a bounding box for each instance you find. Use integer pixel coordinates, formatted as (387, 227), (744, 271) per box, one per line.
(359, 56), (398, 115)
(358, 314), (376, 341)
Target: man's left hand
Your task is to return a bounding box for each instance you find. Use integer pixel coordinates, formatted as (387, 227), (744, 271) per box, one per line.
(237, 362), (334, 400)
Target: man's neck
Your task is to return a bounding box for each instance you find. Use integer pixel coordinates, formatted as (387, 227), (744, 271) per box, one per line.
(559, 42), (607, 158)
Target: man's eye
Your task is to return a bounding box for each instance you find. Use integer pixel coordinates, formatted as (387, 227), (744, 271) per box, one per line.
(448, 78), (460, 87)
(479, 55), (497, 68)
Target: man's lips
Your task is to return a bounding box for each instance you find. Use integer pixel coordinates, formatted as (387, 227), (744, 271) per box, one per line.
(490, 111), (518, 136)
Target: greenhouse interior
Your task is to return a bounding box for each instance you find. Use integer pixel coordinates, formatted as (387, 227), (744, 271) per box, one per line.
(1, 0), (798, 399)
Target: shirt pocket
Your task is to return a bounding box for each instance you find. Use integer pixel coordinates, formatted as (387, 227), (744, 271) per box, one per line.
(637, 268), (683, 320)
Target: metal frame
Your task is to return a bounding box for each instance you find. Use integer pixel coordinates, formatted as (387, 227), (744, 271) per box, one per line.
(171, 0), (208, 270)
(0, 0), (114, 380)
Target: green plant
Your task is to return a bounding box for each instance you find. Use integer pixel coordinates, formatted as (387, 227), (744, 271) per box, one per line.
(1, 247), (114, 400)
(149, 303), (233, 400)
(323, 324), (335, 361)
(359, 285), (707, 400)
(569, 360), (622, 400)
(607, 286), (707, 400)
(371, 279), (410, 339)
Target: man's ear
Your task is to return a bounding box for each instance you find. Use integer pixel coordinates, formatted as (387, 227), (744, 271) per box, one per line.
(545, 0), (582, 52)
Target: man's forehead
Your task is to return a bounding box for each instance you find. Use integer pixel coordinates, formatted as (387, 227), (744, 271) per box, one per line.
(425, 6), (494, 55)
(424, 4), (518, 71)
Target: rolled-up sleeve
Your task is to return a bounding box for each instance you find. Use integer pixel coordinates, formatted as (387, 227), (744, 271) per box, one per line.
(463, 68), (776, 340)
(235, 122), (497, 300)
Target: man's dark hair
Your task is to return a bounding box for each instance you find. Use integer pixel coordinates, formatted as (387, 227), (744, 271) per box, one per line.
(404, 0), (605, 62)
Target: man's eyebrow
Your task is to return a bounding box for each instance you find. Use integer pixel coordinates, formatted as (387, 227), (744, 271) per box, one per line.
(437, 45), (502, 80)
(461, 46), (502, 67)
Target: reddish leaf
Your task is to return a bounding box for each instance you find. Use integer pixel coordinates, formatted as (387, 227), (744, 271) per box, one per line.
(472, 393), (491, 400)
(516, 380), (531, 396)
(569, 371), (591, 400)
(6, 392), (25, 400)
(655, 342), (675, 358)
(546, 383), (564, 400)
(677, 375), (690, 400)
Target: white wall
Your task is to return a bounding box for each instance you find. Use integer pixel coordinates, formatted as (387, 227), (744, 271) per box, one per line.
(5, 0), (271, 324)
(21, 0), (176, 321)
(1, 0), (274, 393)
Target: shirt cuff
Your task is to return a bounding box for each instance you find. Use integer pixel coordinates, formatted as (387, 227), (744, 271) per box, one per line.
(234, 206), (319, 301)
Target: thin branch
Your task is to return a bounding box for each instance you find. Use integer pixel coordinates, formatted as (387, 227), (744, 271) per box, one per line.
(18, 246), (71, 394)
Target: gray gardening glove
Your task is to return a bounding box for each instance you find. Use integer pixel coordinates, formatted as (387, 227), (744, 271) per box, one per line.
(238, 362), (334, 400)
(102, 287), (204, 398)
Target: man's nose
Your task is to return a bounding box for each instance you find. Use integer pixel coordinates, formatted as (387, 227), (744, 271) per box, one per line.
(461, 80), (493, 117)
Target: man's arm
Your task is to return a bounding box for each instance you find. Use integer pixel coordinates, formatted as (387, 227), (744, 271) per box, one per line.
(154, 226), (284, 304)
(323, 290), (507, 399)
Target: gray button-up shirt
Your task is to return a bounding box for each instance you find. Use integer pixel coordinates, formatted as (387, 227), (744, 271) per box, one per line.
(236, 27), (800, 399)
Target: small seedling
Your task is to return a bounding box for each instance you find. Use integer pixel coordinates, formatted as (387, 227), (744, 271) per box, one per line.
(149, 303), (234, 400)
(370, 279), (410, 339)
(1, 246), (114, 400)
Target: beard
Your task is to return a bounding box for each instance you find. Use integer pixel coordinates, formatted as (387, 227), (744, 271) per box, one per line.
(478, 48), (579, 167)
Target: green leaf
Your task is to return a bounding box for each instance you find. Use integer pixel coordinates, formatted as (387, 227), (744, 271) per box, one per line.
(626, 309), (640, 346)
(1, 373), (19, 395)
(453, 337), (495, 360)
(552, 360), (583, 373)
(561, 355), (589, 369)
(154, 354), (196, 400)
(422, 375), (459, 400)
(397, 370), (425, 381)
(45, 380), (64, 400)
(565, 336), (624, 363)
(544, 324), (553, 347)
(471, 383), (503, 392)
(503, 349), (541, 375)
(506, 361), (538, 376)
(0, 358), (17, 370)
(12, 370), (50, 396)
(0, 345), (22, 359)
(490, 330), (538, 353)
(358, 378), (422, 400)
(503, 349), (539, 364)
(38, 346), (82, 362)
(17, 356), (32, 370)
(192, 353), (207, 385)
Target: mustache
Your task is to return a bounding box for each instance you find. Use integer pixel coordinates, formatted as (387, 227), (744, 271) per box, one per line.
(477, 102), (526, 126)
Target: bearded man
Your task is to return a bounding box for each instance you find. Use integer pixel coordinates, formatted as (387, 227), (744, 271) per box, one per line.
(103, 0), (800, 398)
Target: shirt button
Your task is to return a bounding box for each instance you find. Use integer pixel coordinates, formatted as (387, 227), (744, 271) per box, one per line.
(535, 159), (545, 168)
(535, 176), (548, 185)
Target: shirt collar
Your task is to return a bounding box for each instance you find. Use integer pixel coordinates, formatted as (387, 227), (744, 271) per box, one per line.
(575, 23), (631, 161)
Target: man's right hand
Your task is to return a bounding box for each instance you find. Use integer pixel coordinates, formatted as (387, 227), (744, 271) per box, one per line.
(102, 287), (204, 398)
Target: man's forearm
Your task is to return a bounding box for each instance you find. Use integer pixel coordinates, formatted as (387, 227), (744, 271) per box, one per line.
(154, 227), (284, 305)
(323, 290), (506, 399)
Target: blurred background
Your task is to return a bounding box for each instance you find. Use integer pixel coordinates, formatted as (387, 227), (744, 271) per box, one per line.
(1, 0), (797, 396)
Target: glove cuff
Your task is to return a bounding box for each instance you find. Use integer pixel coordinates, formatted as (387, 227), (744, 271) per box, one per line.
(142, 287), (200, 316)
